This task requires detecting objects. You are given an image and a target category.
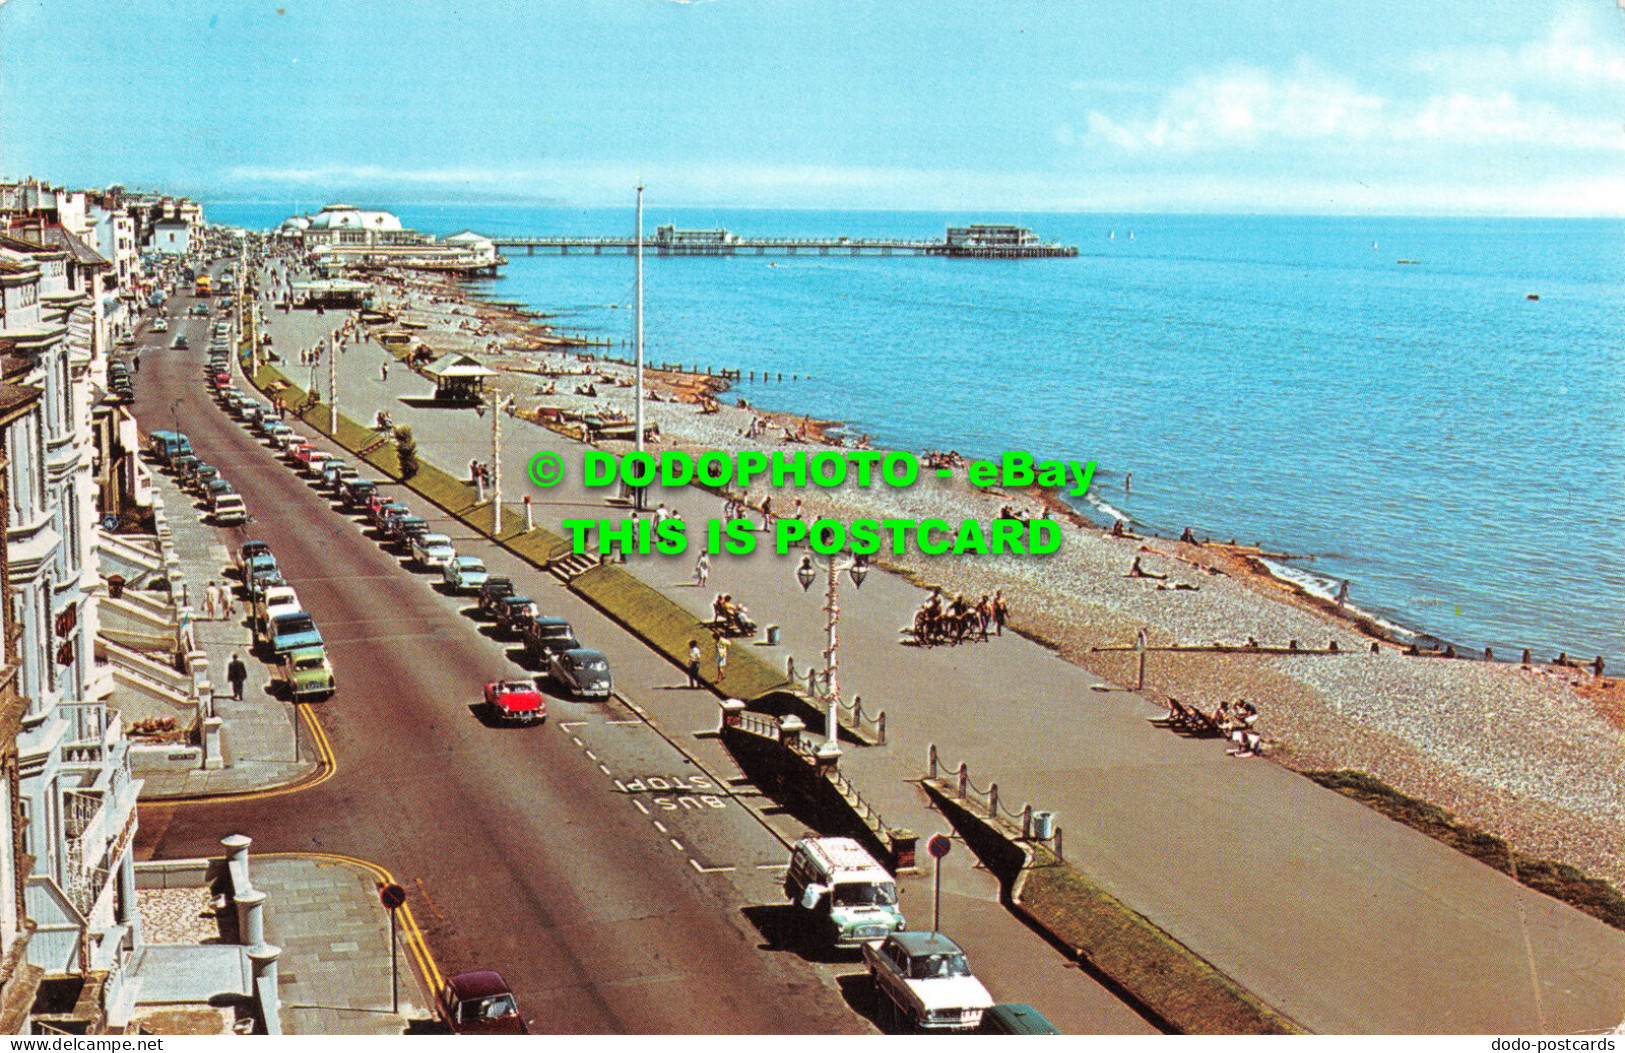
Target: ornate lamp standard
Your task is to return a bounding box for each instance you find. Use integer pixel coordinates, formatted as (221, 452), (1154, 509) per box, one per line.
(797, 551), (868, 766)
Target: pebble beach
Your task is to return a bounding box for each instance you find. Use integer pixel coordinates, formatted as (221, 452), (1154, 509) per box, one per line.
(360, 269), (1625, 892)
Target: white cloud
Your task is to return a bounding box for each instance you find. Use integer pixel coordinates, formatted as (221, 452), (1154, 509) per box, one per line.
(1413, 8), (1625, 90)
(1085, 62), (1385, 152)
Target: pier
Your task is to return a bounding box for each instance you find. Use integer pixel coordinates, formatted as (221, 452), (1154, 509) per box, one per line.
(490, 223), (1078, 258)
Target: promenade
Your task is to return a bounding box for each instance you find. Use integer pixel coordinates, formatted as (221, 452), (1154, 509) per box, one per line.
(250, 289), (1625, 1034)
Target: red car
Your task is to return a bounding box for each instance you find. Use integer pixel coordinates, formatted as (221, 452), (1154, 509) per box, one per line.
(436, 970), (527, 1034)
(484, 679), (545, 724)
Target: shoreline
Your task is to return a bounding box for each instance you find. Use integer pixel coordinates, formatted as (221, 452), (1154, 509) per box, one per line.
(351, 264), (1625, 896)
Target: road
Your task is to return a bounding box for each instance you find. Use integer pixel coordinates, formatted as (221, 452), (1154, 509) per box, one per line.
(128, 296), (874, 1033)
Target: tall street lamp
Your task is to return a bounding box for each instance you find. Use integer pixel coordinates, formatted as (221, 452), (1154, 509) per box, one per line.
(797, 551), (868, 765)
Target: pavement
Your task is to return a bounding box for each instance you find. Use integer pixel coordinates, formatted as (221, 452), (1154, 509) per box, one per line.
(255, 856), (424, 1034)
(225, 273), (1625, 1036)
(136, 460), (317, 798)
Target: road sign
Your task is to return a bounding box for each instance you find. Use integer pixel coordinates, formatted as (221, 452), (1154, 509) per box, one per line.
(927, 834), (952, 859)
(379, 882), (406, 910)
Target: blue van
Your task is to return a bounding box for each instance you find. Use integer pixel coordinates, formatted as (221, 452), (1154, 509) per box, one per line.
(148, 430), (192, 465)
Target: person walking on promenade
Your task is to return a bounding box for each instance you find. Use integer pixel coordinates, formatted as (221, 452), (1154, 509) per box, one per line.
(687, 639), (703, 688)
(223, 587), (237, 622)
(381, 362), (389, 383)
(695, 551), (710, 587)
(715, 633), (728, 683)
(227, 653), (247, 701)
(992, 589), (1008, 637)
(201, 581), (218, 620)
(133, 353), (141, 373)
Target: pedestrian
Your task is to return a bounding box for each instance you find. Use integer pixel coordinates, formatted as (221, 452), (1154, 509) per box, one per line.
(992, 589), (1008, 637)
(227, 653), (247, 701)
(223, 588), (237, 622)
(687, 639), (703, 687)
(201, 581), (218, 620)
(469, 458), (479, 484)
(381, 362), (389, 382)
(1125, 472), (1133, 495)
(715, 633), (728, 682)
(133, 353), (141, 373)
(695, 551), (710, 587)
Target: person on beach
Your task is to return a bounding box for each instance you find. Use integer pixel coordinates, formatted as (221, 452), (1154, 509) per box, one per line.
(1125, 473), (1133, 494)
(975, 594), (993, 640)
(992, 590), (1007, 636)
(760, 495), (773, 529)
(381, 362), (389, 382)
(687, 639), (702, 688)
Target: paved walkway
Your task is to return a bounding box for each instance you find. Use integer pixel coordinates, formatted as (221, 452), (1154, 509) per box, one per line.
(250, 286), (1625, 1034)
(136, 465), (315, 797)
(256, 857), (423, 1034)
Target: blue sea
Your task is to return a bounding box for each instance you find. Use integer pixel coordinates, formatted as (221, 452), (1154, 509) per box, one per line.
(209, 202), (1625, 661)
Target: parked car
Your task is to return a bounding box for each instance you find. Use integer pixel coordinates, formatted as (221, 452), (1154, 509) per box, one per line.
(276, 646), (335, 700)
(319, 459), (351, 488)
(483, 679), (545, 725)
(442, 556), (488, 594)
(245, 564), (286, 603)
(211, 493), (249, 527)
(326, 464), (359, 492)
(396, 517), (431, 550)
(521, 616), (579, 661)
(547, 648), (612, 699)
(170, 333), (188, 349)
(205, 479), (236, 509)
(492, 595), (537, 635)
(979, 1004), (1061, 1035)
(410, 532), (456, 570)
(477, 577), (514, 616)
(863, 932), (993, 1032)
(273, 428), (305, 452)
(302, 450), (332, 478)
(252, 584), (301, 633)
(192, 464), (221, 491)
(372, 501), (410, 531)
(169, 454), (200, 480)
(268, 610), (323, 658)
(189, 303), (209, 316)
(235, 541), (272, 573)
(341, 479), (377, 509)
(436, 971), (527, 1035)
(262, 422), (294, 446)
(148, 430), (193, 464)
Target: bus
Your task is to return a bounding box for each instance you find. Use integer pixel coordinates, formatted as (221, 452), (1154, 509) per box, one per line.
(194, 275), (212, 297)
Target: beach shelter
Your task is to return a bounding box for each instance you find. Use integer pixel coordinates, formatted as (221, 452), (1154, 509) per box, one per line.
(423, 353), (497, 402)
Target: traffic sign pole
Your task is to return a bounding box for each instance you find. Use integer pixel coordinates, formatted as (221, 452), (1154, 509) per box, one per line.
(379, 883), (408, 1014)
(927, 834), (952, 934)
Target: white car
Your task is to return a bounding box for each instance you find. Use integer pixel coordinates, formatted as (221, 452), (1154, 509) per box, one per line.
(863, 932), (993, 1032)
(151, 318), (169, 333)
(211, 493), (249, 526)
(252, 584), (302, 634)
(411, 532), (456, 569)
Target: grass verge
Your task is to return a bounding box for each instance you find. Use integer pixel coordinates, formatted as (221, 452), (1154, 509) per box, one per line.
(247, 363), (788, 702)
(1306, 769), (1625, 932)
(571, 562), (790, 700)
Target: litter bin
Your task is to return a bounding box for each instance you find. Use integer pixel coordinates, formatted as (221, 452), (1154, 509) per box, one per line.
(765, 625), (781, 645)
(1031, 810), (1056, 840)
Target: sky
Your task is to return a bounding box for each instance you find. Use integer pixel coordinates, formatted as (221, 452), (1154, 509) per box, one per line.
(1, 0), (1621, 214)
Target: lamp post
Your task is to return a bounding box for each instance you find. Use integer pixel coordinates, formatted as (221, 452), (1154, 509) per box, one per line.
(797, 551), (868, 765)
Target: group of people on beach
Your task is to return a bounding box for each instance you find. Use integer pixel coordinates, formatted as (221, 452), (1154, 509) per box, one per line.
(911, 587), (1007, 646)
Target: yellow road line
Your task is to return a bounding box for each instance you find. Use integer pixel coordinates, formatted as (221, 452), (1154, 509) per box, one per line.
(140, 704), (337, 807)
(261, 850), (446, 996)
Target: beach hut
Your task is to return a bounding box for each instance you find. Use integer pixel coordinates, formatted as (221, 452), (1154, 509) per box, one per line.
(422, 353), (496, 403)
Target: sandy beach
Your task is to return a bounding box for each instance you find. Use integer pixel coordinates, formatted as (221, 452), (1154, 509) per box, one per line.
(354, 268), (1625, 893)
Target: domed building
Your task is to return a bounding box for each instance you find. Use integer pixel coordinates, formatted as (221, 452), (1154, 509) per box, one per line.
(278, 205), (503, 275)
